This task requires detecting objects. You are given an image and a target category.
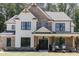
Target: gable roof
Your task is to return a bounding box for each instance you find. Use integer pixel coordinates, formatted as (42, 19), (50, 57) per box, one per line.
(35, 27), (51, 32)
(5, 4), (73, 24)
(28, 4), (52, 20)
(5, 15), (17, 24)
(46, 12), (72, 21)
(18, 9), (35, 21)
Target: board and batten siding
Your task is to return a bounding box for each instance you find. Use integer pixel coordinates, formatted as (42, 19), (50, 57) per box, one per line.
(15, 18), (37, 48)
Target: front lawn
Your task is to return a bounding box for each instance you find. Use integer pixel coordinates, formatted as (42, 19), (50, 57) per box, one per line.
(0, 52), (79, 56)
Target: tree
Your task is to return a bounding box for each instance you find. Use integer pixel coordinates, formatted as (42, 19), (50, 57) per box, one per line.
(74, 8), (79, 32)
(0, 3), (29, 32)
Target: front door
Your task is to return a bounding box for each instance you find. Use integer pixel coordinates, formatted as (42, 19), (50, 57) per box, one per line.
(39, 39), (48, 50)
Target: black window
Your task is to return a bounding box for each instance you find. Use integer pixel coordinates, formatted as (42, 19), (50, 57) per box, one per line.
(12, 25), (15, 30)
(21, 37), (30, 47)
(7, 38), (11, 47)
(21, 22), (31, 30)
(55, 23), (65, 32)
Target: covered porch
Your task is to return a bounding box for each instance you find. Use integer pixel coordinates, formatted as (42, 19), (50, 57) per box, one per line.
(0, 32), (15, 49)
(33, 33), (79, 51)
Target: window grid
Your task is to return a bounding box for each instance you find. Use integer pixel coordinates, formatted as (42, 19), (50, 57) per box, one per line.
(12, 25), (15, 30)
(21, 22), (31, 30)
(55, 23), (65, 32)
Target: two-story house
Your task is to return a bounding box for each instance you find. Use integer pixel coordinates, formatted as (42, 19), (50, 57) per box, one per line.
(0, 4), (79, 51)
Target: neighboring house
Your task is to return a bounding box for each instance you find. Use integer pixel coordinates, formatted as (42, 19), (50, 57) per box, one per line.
(0, 4), (79, 51)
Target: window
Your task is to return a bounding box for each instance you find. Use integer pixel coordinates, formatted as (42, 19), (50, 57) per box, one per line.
(21, 37), (30, 47)
(7, 38), (11, 47)
(55, 23), (65, 32)
(21, 22), (31, 30)
(12, 25), (15, 30)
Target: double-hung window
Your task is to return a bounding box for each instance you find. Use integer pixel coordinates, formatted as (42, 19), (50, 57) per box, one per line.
(55, 23), (65, 32)
(12, 25), (15, 30)
(7, 38), (11, 47)
(21, 22), (31, 30)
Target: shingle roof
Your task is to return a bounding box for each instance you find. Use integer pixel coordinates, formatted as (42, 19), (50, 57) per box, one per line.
(46, 11), (72, 21)
(5, 4), (73, 24)
(28, 4), (52, 20)
(5, 11), (73, 24)
(18, 10), (35, 21)
(5, 15), (17, 24)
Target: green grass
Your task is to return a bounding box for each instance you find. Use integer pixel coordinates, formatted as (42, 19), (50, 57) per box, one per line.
(0, 52), (79, 56)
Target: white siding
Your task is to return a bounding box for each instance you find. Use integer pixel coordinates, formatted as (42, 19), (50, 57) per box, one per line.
(71, 26), (74, 33)
(15, 19), (37, 48)
(6, 24), (15, 31)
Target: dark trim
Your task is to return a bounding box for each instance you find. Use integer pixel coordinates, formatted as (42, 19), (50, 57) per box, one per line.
(55, 23), (65, 32)
(53, 20), (73, 22)
(4, 30), (15, 34)
(32, 32), (52, 34)
(32, 31), (72, 34)
(70, 21), (71, 33)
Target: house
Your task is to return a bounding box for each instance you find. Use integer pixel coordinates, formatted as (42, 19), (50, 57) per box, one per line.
(0, 4), (79, 51)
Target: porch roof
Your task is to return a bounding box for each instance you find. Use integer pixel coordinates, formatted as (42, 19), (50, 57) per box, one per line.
(0, 32), (15, 37)
(5, 15), (17, 24)
(33, 32), (79, 37)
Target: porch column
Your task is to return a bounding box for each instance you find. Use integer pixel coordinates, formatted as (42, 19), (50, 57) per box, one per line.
(34, 36), (39, 48)
(11, 37), (15, 47)
(72, 37), (75, 48)
(31, 36), (34, 48)
(0, 36), (3, 48)
(48, 37), (51, 45)
(48, 37), (50, 49)
(73, 37), (75, 48)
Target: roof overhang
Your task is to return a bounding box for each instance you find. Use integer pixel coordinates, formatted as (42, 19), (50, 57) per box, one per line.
(0, 32), (15, 37)
(28, 4), (53, 21)
(33, 33), (79, 37)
